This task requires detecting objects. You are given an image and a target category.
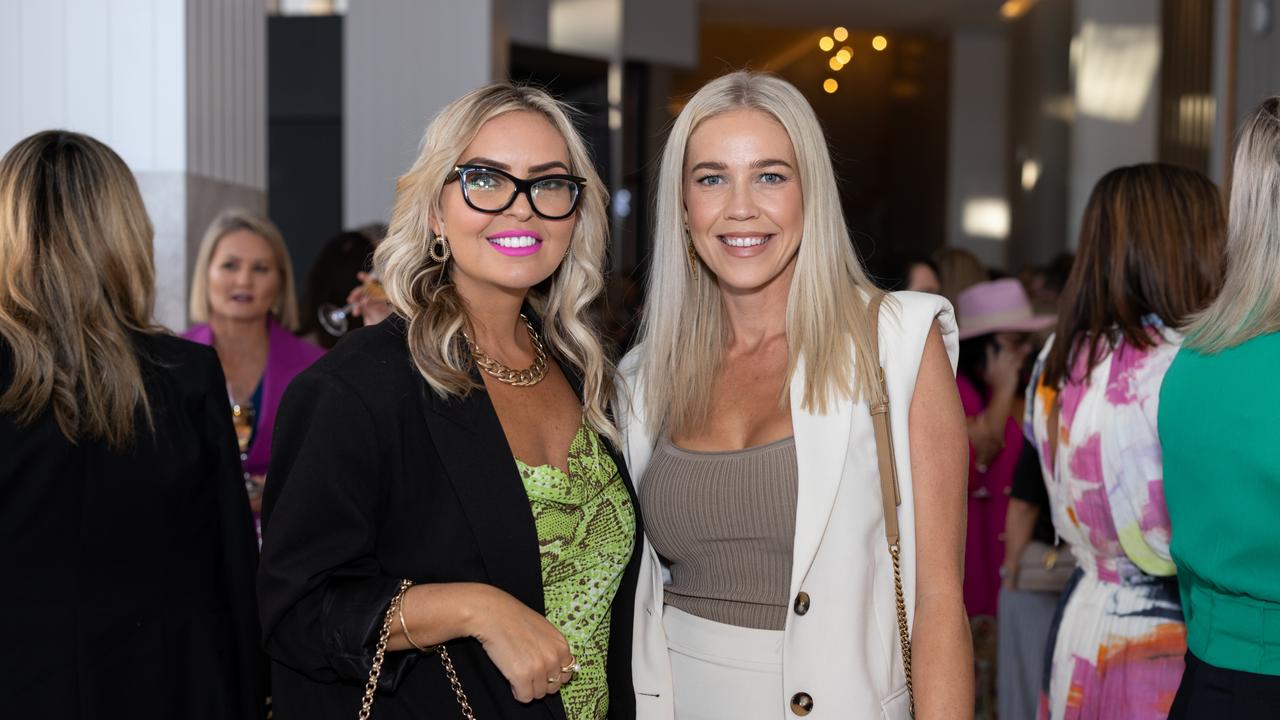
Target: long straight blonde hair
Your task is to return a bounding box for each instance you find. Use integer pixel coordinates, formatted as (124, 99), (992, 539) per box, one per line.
(0, 130), (157, 448)
(188, 209), (301, 331)
(639, 71), (885, 437)
(374, 83), (618, 445)
(1185, 97), (1280, 353)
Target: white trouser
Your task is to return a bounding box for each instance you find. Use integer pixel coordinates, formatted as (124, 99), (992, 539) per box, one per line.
(662, 605), (785, 720)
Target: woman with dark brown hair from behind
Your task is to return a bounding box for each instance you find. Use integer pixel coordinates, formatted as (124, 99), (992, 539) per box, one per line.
(1025, 163), (1225, 720)
(0, 131), (263, 718)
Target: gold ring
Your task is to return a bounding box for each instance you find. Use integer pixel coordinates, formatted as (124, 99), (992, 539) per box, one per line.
(560, 659), (581, 675)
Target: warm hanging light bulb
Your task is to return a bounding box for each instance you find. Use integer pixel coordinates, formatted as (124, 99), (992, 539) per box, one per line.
(834, 27), (849, 42)
(819, 36), (835, 52)
(836, 48), (852, 64)
(823, 78), (839, 94)
(829, 57), (844, 71)
(872, 35), (888, 51)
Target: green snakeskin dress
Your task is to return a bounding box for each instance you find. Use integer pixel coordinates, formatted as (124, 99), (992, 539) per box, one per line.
(514, 421), (635, 720)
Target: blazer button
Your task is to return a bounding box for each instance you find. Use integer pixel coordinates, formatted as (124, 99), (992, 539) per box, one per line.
(790, 692), (814, 715)
(793, 591), (811, 615)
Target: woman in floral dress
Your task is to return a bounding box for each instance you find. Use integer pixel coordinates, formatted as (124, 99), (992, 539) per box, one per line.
(1025, 164), (1225, 720)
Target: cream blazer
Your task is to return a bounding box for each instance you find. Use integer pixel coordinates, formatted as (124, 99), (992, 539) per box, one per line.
(616, 291), (958, 720)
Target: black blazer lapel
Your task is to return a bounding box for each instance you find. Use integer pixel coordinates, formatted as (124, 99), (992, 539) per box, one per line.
(417, 385), (547, 615)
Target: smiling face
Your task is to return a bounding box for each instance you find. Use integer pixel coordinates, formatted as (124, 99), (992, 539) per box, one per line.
(206, 229), (282, 323)
(436, 110), (577, 300)
(683, 109), (805, 296)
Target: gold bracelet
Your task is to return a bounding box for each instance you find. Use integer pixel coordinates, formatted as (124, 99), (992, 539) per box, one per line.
(397, 599), (431, 653)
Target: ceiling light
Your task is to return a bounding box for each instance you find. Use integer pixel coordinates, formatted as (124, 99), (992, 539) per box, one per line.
(823, 78), (839, 94)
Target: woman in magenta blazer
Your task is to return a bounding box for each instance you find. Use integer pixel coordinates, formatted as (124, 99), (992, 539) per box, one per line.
(186, 209), (324, 539)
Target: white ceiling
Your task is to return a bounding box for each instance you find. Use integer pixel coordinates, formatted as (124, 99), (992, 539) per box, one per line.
(698, 0), (1009, 30)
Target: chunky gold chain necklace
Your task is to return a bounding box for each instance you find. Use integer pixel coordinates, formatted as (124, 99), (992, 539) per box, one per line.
(463, 314), (549, 387)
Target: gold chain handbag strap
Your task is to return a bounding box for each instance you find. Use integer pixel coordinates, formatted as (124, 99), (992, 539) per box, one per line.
(867, 293), (916, 718)
(359, 579), (478, 720)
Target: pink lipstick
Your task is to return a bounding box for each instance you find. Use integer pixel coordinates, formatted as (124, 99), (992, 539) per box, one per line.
(487, 229), (543, 257)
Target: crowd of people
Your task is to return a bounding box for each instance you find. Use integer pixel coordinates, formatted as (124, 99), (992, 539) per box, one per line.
(2, 71), (1277, 720)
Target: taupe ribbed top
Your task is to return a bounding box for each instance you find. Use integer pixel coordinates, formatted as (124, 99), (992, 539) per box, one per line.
(638, 435), (798, 630)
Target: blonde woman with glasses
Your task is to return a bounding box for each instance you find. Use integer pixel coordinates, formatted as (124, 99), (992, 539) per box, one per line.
(619, 71), (972, 719)
(0, 131), (263, 717)
(258, 84), (642, 720)
(1160, 98), (1280, 719)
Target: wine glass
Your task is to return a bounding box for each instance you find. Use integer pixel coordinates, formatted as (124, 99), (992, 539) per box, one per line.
(318, 275), (386, 336)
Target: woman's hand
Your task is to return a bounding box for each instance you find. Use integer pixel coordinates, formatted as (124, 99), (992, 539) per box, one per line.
(982, 341), (1030, 397)
(468, 585), (575, 703)
(347, 272), (392, 326)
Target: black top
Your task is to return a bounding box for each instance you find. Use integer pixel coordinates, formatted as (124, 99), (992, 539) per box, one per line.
(1010, 438), (1057, 546)
(258, 316), (643, 720)
(0, 333), (264, 719)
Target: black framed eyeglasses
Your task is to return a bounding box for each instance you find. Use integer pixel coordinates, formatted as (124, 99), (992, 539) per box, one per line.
(446, 164), (586, 220)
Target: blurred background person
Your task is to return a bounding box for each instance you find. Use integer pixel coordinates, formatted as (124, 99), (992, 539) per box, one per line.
(865, 252), (943, 294)
(953, 277), (1054, 719)
(1162, 98), (1280, 719)
(298, 228), (382, 349)
(933, 247), (988, 307)
(1026, 163), (1225, 720)
(0, 130), (263, 718)
(185, 209), (324, 539)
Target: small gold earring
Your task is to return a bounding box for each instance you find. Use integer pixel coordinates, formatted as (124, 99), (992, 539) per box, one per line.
(428, 234), (451, 263)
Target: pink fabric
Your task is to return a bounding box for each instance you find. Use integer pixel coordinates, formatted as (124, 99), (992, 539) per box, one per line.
(183, 318), (324, 476)
(957, 374), (1019, 618)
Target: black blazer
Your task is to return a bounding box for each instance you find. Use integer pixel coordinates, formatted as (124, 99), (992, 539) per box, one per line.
(258, 316), (643, 720)
(0, 333), (264, 719)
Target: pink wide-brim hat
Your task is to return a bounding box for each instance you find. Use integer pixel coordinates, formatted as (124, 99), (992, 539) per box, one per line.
(955, 278), (1056, 341)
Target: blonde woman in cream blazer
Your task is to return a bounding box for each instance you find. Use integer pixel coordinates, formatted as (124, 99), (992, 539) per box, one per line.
(618, 71), (971, 720)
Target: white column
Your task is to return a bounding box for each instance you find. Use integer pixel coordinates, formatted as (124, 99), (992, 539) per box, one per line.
(947, 30), (1010, 270)
(1067, 0), (1162, 248)
(343, 0), (505, 228)
(0, 0), (267, 331)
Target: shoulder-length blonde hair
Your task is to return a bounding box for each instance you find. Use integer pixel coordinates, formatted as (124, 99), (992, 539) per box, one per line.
(0, 130), (157, 448)
(639, 70), (885, 437)
(188, 208), (300, 330)
(1185, 97), (1280, 353)
(374, 83), (618, 445)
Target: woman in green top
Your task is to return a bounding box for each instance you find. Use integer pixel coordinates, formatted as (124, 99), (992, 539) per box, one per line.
(1160, 97), (1280, 719)
(258, 83), (641, 720)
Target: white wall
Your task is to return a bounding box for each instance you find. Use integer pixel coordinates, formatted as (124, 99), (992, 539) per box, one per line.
(344, 0), (504, 227)
(1068, 0), (1162, 248)
(947, 30), (1010, 270)
(0, 0), (186, 173)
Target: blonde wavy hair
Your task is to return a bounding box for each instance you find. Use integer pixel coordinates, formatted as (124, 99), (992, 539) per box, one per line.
(189, 208), (300, 330)
(638, 71), (886, 437)
(1185, 97), (1280, 352)
(0, 130), (157, 448)
(374, 83), (618, 444)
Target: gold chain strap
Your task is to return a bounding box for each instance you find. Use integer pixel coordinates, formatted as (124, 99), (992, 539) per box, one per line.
(463, 314), (549, 387)
(890, 543), (915, 716)
(358, 579), (478, 720)
(359, 579), (412, 720)
(437, 646), (477, 719)
(868, 293), (915, 718)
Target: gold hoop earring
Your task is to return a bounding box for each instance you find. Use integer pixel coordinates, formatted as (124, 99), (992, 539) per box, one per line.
(428, 234), (451, 264)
